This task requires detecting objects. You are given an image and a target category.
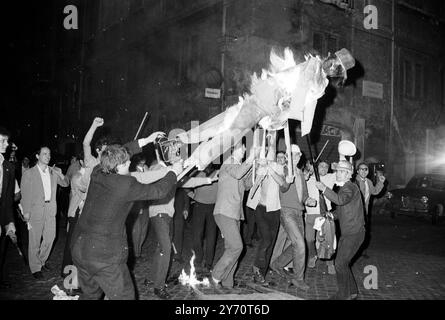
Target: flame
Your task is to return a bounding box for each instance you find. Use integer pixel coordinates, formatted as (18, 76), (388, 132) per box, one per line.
(178, 252), (210, 288)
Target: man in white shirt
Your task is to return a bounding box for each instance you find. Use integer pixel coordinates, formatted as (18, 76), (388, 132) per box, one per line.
(246, 143), (285, 286)
(20, 147), (69, 279)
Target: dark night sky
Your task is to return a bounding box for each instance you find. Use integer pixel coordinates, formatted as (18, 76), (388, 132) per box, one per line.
(2, 2), (59, 154)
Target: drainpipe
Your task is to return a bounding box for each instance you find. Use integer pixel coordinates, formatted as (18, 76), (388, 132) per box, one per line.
(389, 0), (395, 179)
(220, 0), (228, 112)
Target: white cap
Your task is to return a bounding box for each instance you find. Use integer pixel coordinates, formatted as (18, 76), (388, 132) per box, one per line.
(291, 144), (301, 154)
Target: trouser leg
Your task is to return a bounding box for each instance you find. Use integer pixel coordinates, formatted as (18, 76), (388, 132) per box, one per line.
(212, 214), (243, 287)
(151, 214), (172, 289)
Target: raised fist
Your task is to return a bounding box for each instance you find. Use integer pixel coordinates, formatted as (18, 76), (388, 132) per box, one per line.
(92, 117), (104, 127)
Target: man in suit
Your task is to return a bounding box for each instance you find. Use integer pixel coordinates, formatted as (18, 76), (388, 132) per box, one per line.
(0, 127), (17, 288)
(20, 146), (69, 279)
(355, 162), (386, 258)
(71, 137), (183, 300)
(315, 160), (365, 300)
(270, 144), (316, 291)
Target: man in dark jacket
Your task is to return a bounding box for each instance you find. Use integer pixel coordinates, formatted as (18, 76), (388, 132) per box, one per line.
(315, 160), (365, 300)
(71, 135), (183, 300)
(0, 127), (17, 288)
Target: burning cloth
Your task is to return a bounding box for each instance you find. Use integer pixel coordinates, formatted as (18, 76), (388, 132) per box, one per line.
(177, 48), (349, 170)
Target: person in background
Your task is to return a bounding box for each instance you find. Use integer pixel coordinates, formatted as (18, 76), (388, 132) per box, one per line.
(246, 133), (285, 286)
(128, 154), (150, 259)
(315, 160), (365, 300)
(188, 164), (219, 274)
(0, 127), (17, 289)
(355, 162), (385, 258)
(61, 152), (89, 284)
(171, 188), (190, 264)
(20, 146), (69, 279)
(66, 154), (82, 183)
(271, 144), (316, 291)
(305, 160), (337, 274)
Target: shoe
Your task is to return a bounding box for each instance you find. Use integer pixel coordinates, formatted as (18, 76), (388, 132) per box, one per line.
(42, 263), (52, 272)
(270, 261), (289, 279)
(209, 277), (223, 290)
(327, 264), (336, 275)
(154, 287), (171, 300)
(67, 288), (83, 296)
(283, 267), (294, 274)
(252, 268), (269, 286)
(32, 271), (44, 280)
(290, 279), (310, 291)
(307, 256), (317, 268)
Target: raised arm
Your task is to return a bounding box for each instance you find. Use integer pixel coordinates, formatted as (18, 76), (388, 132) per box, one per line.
(369, 178), (384, 195)
(83, 117), (104, 166)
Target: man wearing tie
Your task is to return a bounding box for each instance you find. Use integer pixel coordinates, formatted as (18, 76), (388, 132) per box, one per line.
(20, 146), (69, 279)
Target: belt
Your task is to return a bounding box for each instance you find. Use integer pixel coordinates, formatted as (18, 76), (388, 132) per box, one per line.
(45, 200), (50, 203)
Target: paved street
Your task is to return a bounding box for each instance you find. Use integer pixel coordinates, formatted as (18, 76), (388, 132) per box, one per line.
(1, 211), (445, 300)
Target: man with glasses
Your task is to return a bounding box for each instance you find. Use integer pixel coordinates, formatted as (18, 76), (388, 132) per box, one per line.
(315, 160), (365, 300)
(355, 162), (385, 258)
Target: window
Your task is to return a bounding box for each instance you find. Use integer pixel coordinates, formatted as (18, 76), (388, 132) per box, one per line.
(442, 67), (445, 105)
(327, 35), (338, 55)
(312, 32), (341, 56)
(403, 60), (413, 98)
(403, 59), (425, 99)
(313, 32), (323, 55)
(414, 63), (423, 98)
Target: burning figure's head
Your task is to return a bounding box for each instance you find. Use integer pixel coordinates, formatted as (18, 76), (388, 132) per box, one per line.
(322, 48), (355, 83)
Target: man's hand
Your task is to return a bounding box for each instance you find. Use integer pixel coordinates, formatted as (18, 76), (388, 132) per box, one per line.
(379, 175), (386, 183)
(182, 210), (189, 220)
(315, 181), (327, 192)
(52, 165), (64, 178)
(170, 159), (184, 176)
(285, 175), (295, 184)
(140, 131), (166, 147)
(6, 222), (16, 236)
(210, 171), (219, 182)
(92, 117), (104, 128)
(305, 197), (317, 207)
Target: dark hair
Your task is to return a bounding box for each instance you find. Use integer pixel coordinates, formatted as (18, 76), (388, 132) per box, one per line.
(100, 144), (129, 174)
(94, 136), (112, 157)
(357, 162), (368, 169)
(0, 126), (10, 138)
(35, 146), (50, 157)
(129, 153), (146, 172)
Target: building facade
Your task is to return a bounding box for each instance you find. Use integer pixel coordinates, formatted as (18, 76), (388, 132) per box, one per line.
(58, 0), (445, 185)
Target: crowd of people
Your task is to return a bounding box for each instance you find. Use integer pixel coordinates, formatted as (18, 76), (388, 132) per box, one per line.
(0, 117), (386, 300)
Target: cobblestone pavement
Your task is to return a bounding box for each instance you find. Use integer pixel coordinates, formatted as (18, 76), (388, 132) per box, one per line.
(1, 212), (445, 300)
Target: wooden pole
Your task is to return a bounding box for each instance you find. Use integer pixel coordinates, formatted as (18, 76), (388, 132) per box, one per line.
(284, 121), (293, 178)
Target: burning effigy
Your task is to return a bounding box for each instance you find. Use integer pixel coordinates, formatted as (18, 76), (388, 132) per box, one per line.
(176, 47), (355, 172)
